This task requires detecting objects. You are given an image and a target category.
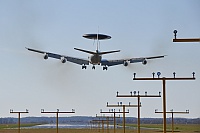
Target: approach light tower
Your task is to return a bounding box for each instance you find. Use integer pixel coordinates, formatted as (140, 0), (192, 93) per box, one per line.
(91, 119), (113, 133)
(100, 109), (127, 133)
(117, 91), (161, 133)
(96, 114), (116, 133)
(155, 109), (189, 133)
(133, 72), (195, 133)
(41, 109), (75, 133)
(173, 30), (200, 42)
(10, 109), (29, 133)
(107, 102), (139, 133)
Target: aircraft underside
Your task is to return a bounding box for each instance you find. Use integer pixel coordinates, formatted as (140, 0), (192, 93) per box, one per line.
(82, 64), (108, 70)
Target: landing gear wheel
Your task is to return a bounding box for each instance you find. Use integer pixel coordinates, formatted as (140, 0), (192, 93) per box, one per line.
(82, 65), (87, 69)
(103, 66), (108, 70)
(92, 66), (95, 70)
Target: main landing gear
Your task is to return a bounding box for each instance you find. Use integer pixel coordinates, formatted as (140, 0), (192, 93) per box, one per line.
(82, 65), (108, 70)
(82, 65), (87, 69)
(103, 66), (108, 70)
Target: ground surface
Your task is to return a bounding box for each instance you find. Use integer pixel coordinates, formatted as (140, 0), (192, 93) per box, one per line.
(0, 129), (199, 133)
(0, 124), (199, 133)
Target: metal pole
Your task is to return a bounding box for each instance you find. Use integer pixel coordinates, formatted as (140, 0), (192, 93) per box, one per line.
(114, 112), (116, 133)
(98, 120), (100, 132)
(56, 112), (58, 133)
(163, 78), (167, 133)
(98, 122), (99, 132)
(172, 112), (174, 133)
(102, 120), (104, 133)
(107, 117), (109, 133)
(138, 96), (140, 133)
(18, 113), (20, 133)
(123, 105), (125, 133)
(173, 38), (200, 42)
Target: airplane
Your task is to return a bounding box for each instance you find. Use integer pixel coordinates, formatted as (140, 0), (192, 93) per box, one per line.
(26, 33), (165, 70)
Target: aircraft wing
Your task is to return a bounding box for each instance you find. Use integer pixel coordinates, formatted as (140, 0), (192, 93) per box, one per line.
(26, 47), (89, 65)
(101, 55), (165, 66)
(66, 56), (89, 65)
(129, 55), (165, 63)
(101, 59), (125, 66)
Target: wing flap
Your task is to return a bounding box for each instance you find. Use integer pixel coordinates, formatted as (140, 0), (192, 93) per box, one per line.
(101, 59), (124, 66)
(129, 58), (144, 63)
(66, 57), (89, 65)
(48, 53), (62, 59)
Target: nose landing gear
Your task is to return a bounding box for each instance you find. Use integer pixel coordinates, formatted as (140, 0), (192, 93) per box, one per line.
(92, 66), (95, 69)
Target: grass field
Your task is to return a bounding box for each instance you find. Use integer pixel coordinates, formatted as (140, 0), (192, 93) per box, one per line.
(0, 124), (199, 133)
(0, 128), (199, 133)
(126, 124), (200, 132)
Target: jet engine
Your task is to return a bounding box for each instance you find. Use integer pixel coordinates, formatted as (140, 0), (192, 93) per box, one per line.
(44, 53), (48, 60)
(61, 57), (66, 63)
(142, 59), (147, 65)
(123, 61), (128, 66)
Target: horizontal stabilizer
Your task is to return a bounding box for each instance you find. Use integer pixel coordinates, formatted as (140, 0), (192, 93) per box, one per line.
(74, 48), (96, 54)
(74, 48), (120, 55)
(99, 50), (120, 55)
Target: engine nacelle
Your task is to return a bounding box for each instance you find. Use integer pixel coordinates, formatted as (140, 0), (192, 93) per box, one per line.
(44, 53), (48, 60)
(142, 59), (147, 65)
(123, 61), (128, 66)
(61, 57), (66, 63)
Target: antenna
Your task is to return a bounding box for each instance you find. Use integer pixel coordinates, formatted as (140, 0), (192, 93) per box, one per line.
(97, 27), (99, 51)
